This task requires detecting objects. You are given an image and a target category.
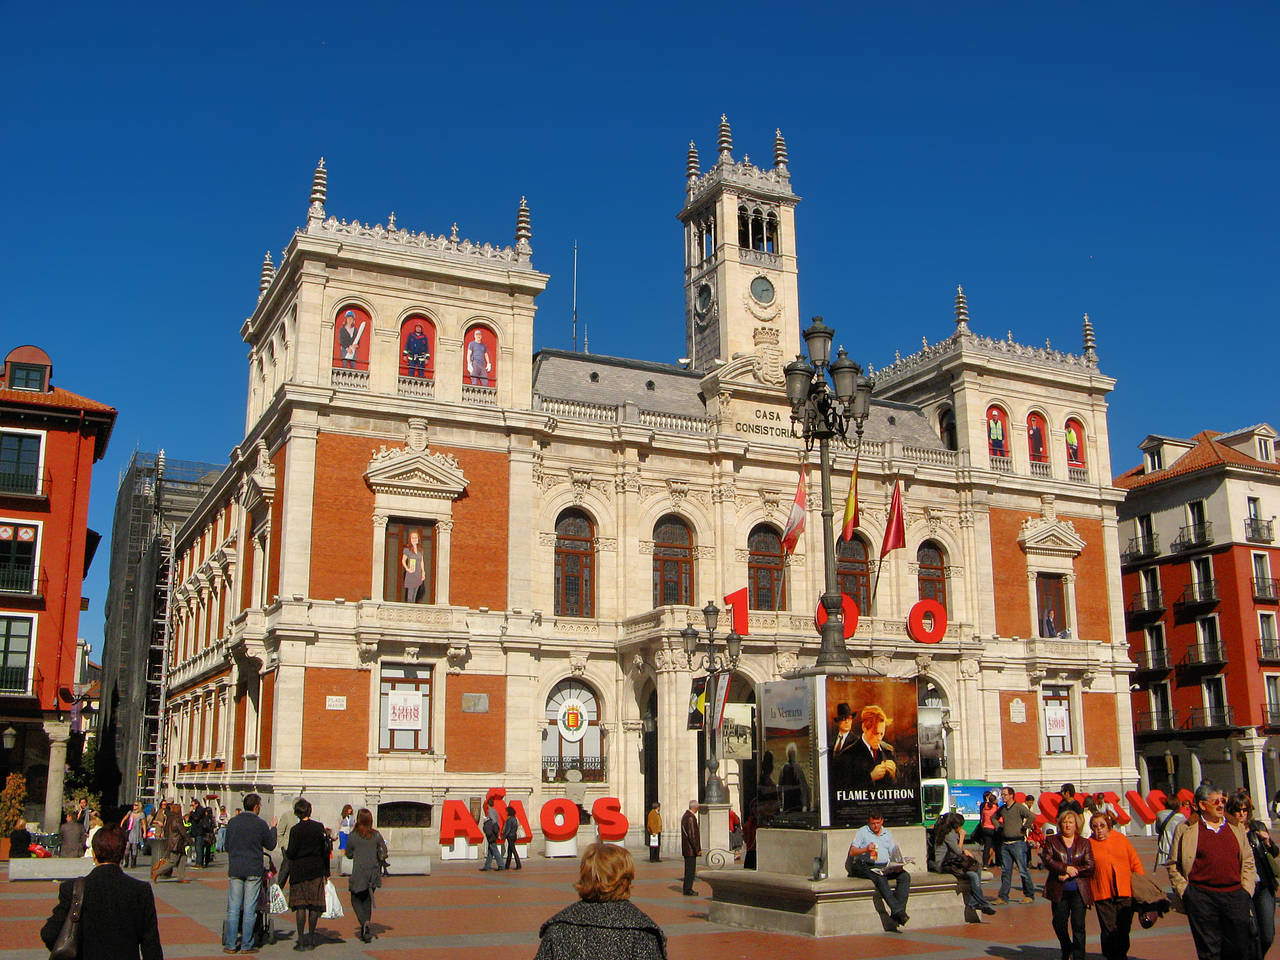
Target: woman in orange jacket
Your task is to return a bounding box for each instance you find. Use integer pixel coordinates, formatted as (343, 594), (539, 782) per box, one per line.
(1088, 814), (1145, 960)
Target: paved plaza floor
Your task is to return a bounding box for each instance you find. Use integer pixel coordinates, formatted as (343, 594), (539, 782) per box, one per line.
(0, 839), (1214, 959)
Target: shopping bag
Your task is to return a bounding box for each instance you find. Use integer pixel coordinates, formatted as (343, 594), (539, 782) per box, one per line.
(268, 882), (289, 914)
(321, 879), (344, 919)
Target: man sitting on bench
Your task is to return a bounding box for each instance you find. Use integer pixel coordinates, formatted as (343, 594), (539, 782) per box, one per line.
(846, 810), (911, 927)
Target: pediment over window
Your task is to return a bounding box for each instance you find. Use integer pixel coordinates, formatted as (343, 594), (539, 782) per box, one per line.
(365, 444), (468, 501)
(1018, 516), (1086, 558)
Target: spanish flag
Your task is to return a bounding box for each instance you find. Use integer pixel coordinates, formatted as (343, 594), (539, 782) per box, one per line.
(841, 459), (860, 542)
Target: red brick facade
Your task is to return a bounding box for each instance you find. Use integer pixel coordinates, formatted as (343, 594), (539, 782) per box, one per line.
(444, 674), (507, 772)
(301, 668), (371, 770)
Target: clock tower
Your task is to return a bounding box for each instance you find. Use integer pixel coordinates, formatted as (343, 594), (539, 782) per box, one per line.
(679, 116), (801, 380)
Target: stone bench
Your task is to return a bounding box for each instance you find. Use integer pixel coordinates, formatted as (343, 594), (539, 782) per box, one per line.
(700, 868), (985, 937)
(7, 858), (96, 882)
(338, 854), (431, 876)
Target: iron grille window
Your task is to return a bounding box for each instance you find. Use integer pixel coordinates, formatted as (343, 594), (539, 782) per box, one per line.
(652, 515), (693, 607)
(748, 525), (785, 610)
(917, 542), (947, 612)
(836, 536), (871, 614)
(554, 509), (595, 617)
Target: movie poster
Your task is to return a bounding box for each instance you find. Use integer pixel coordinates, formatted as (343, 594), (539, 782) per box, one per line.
(821, 676), (920, 827)
(758, 680), (815, 820)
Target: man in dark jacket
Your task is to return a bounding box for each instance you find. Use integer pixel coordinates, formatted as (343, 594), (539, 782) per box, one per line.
(503, 808), (522, 870)
(480, 809), (503, 871)
(681, 801), (701, 896)
(152, 797), (190, 883)
(188, 801), (209, 868)
(59, 811), (84, 858)
(42, 825), (162, 960)
(223, 793), (278, 953)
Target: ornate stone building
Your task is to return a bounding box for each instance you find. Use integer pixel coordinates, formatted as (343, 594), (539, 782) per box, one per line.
(160, 120), (1136, 852)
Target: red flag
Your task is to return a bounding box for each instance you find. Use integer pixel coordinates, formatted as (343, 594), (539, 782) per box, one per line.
(879, 480), (906, 559)
(840, 457), (860, 543)
(781, 465), (808, 555)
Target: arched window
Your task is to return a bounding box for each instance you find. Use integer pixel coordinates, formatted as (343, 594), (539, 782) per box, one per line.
(917, 541), (948, 612)
(554, 509), (595, 618)
(986, 405), (1009, 461)
(1027, 412), (1049, 463)
(332, 305), (371, 370)
(462, 324), (498, 388)
(544, 678), (603, 783)
(751, 209), (766, 251)
(748, 524), (786, 610)
(652, 515), (693, 607)
(836, 536), (871, 614)
(765, 212), (779, 254)
(938, 408), (957, 451)
(1065, 418), (1087, 467)
(738, 206), (751, 247)
(399, 315), (435, 380)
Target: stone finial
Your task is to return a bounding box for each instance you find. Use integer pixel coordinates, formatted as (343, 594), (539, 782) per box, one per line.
(773, 128), (789, 171)
(258, 251), (275, 300)
(515, 196), (532, 253)
(450, 222), (459, 243)
(308, 158), (327, 219)
(686, 141), (700, 182)
(717, 114), (733, 163)
(387, 211), (396, 230)
(1082, 312), (1098, 363)
(954, 284), (971, 335)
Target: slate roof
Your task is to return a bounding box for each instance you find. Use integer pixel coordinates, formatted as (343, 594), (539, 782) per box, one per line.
(1114, 429), (1280, 490)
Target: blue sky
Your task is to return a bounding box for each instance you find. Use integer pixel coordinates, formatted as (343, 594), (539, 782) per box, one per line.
(3, 2), (1277, 656)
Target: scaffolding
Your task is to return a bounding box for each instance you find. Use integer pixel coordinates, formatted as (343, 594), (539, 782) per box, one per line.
(100, 450), (223, 805)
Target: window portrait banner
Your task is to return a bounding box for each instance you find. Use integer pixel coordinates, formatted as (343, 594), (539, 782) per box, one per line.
(820, 675), (920, 828)
(759, 679), (815, 820)
(388, 690), (422, 730)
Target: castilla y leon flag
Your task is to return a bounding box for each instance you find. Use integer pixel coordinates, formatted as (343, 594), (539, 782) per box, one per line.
(841, 459), (860, 542)
(879, 479), (906, 558)
(781, 465), (808, 555)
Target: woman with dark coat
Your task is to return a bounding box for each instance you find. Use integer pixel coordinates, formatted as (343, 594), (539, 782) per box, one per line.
(1042, 808), (1095, 960)
(343, 808), (387, 943)
(1229, 794), (1278, 958)
(282, 797), (330, 951)
(534, 843), (667, 959)
(8, 817), (32, 858)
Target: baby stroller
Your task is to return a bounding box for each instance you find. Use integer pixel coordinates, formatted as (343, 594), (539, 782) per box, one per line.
(223, 854), (280, 950)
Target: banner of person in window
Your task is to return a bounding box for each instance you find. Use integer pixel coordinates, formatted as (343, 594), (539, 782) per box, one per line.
(821, 675), (921, 828)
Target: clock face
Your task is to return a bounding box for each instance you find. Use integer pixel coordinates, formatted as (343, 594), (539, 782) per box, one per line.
(750, 276), (775, 305)
(695, 283), (713, 314)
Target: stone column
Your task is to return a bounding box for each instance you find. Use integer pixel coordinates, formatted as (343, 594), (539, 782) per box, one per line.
(1236, 730), (1268, 802)
(1188, 750), (1203, 789)
(42, 720), (71, 832)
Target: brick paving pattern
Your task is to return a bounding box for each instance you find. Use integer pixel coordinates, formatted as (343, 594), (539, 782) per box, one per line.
(0, 840), (1212, 959)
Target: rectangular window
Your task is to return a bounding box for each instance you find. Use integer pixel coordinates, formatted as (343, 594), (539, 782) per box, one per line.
(1192, 556), (1213, 585)
(1197, 616), (1221, 649)
(0, 523), (38, 593)
(1150, 682), (1171, 718)
(1145, 623), (1167, 668)
(1146, 449), (1163, 472)
(1188, 499), (1207, 528)
(8, 363), (45, 391)
(1203, 676), (1227, 722)
(1261, 612), (1277, 641)
(379, 664), (432, 752)
(1249, 497), (1263, 520)
(0, 616), (32, 692)
(1137, 513), (1154, 541)
(1036, 573), (1068, 637)
(1042, 685), (1073, 754)
(1267, 675), (1280, 710)
(383, 519), (436, 604)
(1260, 438), (1274, 463)
(0, 433), (41, 495)
(1256, 553), (1272, 582)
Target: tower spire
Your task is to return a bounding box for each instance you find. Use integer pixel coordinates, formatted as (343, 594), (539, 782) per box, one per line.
(308, 158), (327, 223)
(953, 284), (971, 336)
(773, 128), (789, 172)
(717, 114), (733, 164)
(515, 196), (532, 257)
(258, 251), (275, 300)
(686, 141), (700, 184)
(1082, 312), (1098, 364)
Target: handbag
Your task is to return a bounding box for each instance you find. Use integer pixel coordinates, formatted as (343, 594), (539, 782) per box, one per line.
(48, 875), (86, 960)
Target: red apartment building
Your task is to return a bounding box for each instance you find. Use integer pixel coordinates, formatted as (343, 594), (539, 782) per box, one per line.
(0, 346), (115, 831)
(1118, 424), (1280, 804)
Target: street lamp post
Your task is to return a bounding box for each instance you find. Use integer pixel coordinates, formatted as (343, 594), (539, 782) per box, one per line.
(682, 601), (742, 805)
(784, 317), (874, 670)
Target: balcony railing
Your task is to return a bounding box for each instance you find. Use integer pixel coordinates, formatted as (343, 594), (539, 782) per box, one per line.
(541, 756), (606, 784)
(1135, 710), (1177, 735)
(1171, 522), (1214, 552)
(1246, 518), (1275, 543)
(1126, 589), (1165, 616)
(1121, 534), (1160, 564)
(1030, 460), (1052, 479)
(1260, 639), (1280, 663)
(396, 375), (435, 399)
(1068, 466), (1090, 484)
(1255, 577), (1279, 601)
(1184, 641), (1227, 667)
(0, 469), (47, 497)
(330, 366), (370, 391)
(1186, 706), (1236, 729)
(0, 663), (28, 693)
(0, 563), (39, 596)
(990, 454), (1013, 474)
(1263, 702), (1280, 727)
(1178, 580), (1219, 606)
(1133, 647), (1171, 672)
(462, 384), (498, 406)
